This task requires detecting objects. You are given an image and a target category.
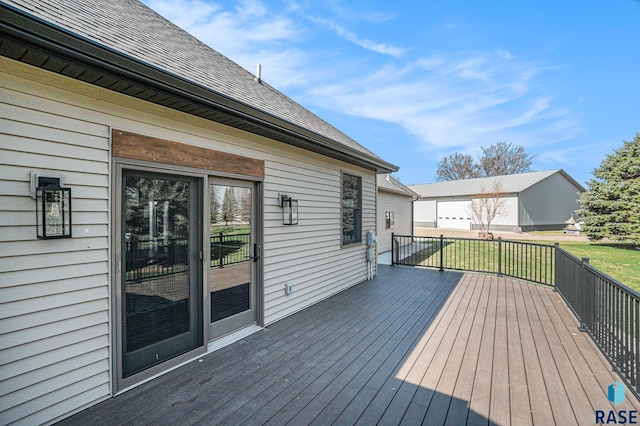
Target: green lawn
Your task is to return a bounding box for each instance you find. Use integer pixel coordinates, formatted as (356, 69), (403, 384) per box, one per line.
(401, 238), (555, 285)
(402, 235), (640, 292)
(210, 224), (250, 235)
(558, 242), (640, 292)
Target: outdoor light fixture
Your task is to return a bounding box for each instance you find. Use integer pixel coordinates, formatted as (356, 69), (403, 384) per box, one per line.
(31, 172), (72, 239)
(279, 194), (298, 225)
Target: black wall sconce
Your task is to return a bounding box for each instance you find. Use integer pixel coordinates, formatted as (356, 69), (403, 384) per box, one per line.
(31, 172), (72, 239)
(279, 194), (298, 225)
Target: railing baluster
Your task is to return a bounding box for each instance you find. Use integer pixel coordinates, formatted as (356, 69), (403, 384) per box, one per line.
(439, 234), (444, 272)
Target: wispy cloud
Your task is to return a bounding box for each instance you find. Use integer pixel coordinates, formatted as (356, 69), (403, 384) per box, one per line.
(304, 51), (578, 154)
(308, 16), (405, 57)
(142, 0), (579, 163)
(143, 0), (304, 88)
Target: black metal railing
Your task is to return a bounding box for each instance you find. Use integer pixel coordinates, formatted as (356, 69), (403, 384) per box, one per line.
(391, 234), (554, 285)
(555, 246), (639, 399)
(210, 232), (250, 268)
(391, 233), (638, 400)
(125, 237), (189, 282)
(125, 233), (250, 283)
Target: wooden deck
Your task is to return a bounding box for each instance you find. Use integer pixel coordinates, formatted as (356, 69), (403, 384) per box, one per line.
(61, 266), (639, 425)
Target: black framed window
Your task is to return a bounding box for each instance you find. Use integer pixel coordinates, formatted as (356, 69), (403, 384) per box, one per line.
(342, 173), (362, 245)
(385, 211), (395, 229)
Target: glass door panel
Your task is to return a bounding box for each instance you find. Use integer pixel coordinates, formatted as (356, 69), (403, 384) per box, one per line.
(122, 171), (201, 378)
(209, 182), (256, 338)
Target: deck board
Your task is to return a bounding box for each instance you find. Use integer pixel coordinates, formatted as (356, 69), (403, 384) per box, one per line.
(522, 282), (578, 425)
(505, 279), (533, 426)
(468, 275), (497, 425)
(531, 283), (593, 425)
(489, 279), (511, 426)
(59, 265), (640, 426)
(512, 277), (555, 425)
(423, 274), (484, 426)
(445, 274), (490, 426)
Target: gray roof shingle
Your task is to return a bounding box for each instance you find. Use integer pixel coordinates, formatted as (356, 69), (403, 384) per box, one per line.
(409, 170), (585, 198)
(1, 0), (395, 170)
(377, 174), (418, 198)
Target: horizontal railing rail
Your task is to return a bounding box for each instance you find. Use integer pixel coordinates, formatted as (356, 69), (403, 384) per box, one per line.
(210, 232), (250, 268)
(125, 233), (250, 283)
(391, 234), (554, 285)
(125, 237), (189, 282)
(391, 233), (638, 400)
(555, 246), (639, 400)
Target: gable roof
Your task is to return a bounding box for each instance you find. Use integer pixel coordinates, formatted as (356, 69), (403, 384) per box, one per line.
(377, 174), (418, 198)
(0, 0), (397, 173)
(409, 170), (585, 198)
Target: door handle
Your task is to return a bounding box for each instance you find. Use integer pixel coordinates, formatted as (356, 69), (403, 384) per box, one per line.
(247, 243), (260, 262)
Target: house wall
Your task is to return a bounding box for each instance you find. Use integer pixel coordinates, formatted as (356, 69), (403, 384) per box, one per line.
(0, 61), (111, 426)
(376, 190), (413, 253)
(0, 57), (374, 425)
(519, 173), (582, 231)
(413, 199), (437, 228)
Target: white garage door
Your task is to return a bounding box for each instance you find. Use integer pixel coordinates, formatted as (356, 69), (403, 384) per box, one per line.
(437, 200), (472, 230)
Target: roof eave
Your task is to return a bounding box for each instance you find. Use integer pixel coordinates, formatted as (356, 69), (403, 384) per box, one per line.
(556, 169), (586, 192)
(378, 186), (416, 197)
(0, 4), (398, 174)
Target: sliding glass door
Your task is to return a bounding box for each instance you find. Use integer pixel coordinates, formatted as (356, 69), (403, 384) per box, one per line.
(208, 179), (257, 339)
(120, 170), (202, 378)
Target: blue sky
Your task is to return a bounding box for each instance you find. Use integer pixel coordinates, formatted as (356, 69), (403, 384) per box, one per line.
(142, 0), (640, 186)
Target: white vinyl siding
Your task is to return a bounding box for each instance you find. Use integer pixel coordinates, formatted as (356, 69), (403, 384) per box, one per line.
(1, 57), (376, 423)
(0, 63), (111, 425)
(263, 163), (375, 325)
(377, 191), (413, 253)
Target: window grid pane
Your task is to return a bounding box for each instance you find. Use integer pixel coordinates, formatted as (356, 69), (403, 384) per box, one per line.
(342, 173), (362, 245)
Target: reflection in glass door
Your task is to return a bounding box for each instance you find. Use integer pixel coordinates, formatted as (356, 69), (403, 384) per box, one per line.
(209, 181), (256, 339)
(121, 171), (201, 378)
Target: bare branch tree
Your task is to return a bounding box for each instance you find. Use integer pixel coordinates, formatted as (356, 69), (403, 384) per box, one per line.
(435, 142), (534, 181)
(478, 142), (534, 177)
(467, 180), (507, 239)
(435, 152), (480, 181)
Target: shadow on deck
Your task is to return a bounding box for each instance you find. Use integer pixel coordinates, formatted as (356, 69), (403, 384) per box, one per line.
(61, 265), (639, 425)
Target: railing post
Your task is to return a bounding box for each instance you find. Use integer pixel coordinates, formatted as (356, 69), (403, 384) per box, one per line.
(497, 237), (502, 277)
(553, 243), (560, 291)
(391, 232), (395, 266)
(439, 234), (444, 272)
(218, 232), (224, 268)
(578, 257), (590, 332)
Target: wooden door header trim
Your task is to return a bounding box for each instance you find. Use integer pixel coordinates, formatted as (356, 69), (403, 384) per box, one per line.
(112, 129), (265, 179)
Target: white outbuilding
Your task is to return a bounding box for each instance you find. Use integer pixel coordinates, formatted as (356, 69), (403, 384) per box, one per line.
(410, 170), (585, 232)
(376, 174), (417, 262)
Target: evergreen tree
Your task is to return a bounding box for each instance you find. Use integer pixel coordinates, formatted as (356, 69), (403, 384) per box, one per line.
(239, 188), (251, 223)
(220, 187), (239, 226)
(578, 134), (640, 243)
(210, 186), (220, 224)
